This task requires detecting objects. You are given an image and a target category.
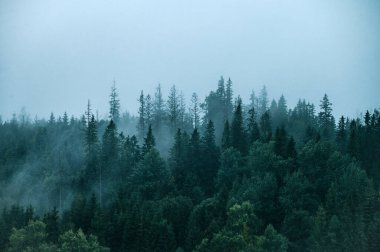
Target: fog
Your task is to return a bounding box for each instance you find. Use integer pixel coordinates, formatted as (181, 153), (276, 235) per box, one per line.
(1, 0), (379, 120)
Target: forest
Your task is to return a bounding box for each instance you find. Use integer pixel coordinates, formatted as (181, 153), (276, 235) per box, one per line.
(0, 76), (379, 251)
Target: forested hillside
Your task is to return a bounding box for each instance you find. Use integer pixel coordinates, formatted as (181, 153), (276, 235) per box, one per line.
(1, 77), (380, 251)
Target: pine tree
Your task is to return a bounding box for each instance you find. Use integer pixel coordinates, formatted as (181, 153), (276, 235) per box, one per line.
(62, 112), (69, 128)
(170, 129), (190, 191)
(318, 94), (335, 139)
(216, 76), (225, 99)
(167, 85), (180, 131)
(142, 125), (155, 156)
(225, 77), (233, 121)
(190, 92), (200, 129)
(231, 98), (247, 154)
(336, 116), (347, 152)
(258, 85), (269, 117)
(347, 120), (358, 158)
(137, 90), (146, 139)
(247, 107), (260, 145)
(153, 83), (165, 129)
(85, 100), (92, 125)
(109, 81), (120, 123)
(260, 111), (272, 142)
(201, 120), (220, 195)
(85, 115), (100, 186)
(145, 94), (153, 128)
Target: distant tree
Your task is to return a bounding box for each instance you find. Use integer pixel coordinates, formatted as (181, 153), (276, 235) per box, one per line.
(347, 119), (359, 158)
(85, 100), (92, 125)
(216, 76), (226, 99)
(178, 92), (186, 129)
(167, 85), (180, 131)
(62, 112), (69, 128)
(225, 78), (234, 121)
(84, 115), (100, 188)
(336, 116), (347, 152)
(258, 86), (269, 117)
(145, 94), (153, 128)
(231, 98), (247, 155)
(43, 207), (60, 243)
(255, 224), (288, 252)
(142, 125), (155, 156)
(190, 92), (200, 129)
(109, 81), (120, 123)
(318, 94), (335, 139)
(59, 229), (109, 252)
(247, 107), (260, 145)
(201, 120), (220, 195)
(6, 220), (54, 252)
(260, 111), (272, 142)
(153, 84), (165, 129)
(49, 112), (56, 125)
(137, 90), (146, 139)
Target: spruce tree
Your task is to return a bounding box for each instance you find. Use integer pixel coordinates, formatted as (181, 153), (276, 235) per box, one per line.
(247, 107), (260, 144)
(142, 125), (155, 156)
(109, 81), (120, 123)
(260, 111), (272, 142)
(231, 98), (247, 155)
(318, 94), (335, 139)
(138, 91), (146, 140)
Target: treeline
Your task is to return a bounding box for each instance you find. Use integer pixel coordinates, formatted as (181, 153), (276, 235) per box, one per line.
(0, 77), (380, 251)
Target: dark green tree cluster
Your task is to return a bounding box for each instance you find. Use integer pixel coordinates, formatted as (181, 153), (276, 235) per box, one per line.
(1, 78), (380, 251)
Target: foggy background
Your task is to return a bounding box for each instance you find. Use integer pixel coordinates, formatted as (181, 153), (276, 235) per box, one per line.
(1, 0), (379, 120)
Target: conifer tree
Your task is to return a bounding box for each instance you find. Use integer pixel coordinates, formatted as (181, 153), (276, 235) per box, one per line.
(231, 98), (247, 154)
(336, 116), (347, 152)
(201, 120), (220, 195)
(260, 111), (272, 142)
(247, 106), (260, 145)
(153, 83), (165, 129)
(137, 90), (146, 139)
(145, 94), (153, 128)
(109, 81), (120, 123)
(225, 77), (233, 121)
(167, 85), (179, 131)
(190, 92), (200, 129)
(142, 125), (155, 156)
(318, 94), (335, 139)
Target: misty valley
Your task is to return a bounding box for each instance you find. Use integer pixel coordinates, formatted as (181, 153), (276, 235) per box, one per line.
(0, 78), (380, 251)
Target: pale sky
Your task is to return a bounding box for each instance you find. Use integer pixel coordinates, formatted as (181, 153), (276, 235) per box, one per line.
(1, 0), (379, 120)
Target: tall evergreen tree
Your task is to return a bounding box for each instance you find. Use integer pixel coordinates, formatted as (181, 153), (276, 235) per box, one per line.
(137, 90), (146, 139)
(258, 85), (269, 117)
(231, 98), (247, 155)
(318, 94), (335, 139)
(336, 116), (347, 152)
(153, 84), (165, 129)
(145, 94), (153, 128)
(167, 85), (180, 131)
(190, 92), (200, 129)
(109, 81), (120, 123)
(247, 106), (260, 145)
(142, 125), (155, 156)
(260, 111), (272, 142)
(225, 77), (233, 121)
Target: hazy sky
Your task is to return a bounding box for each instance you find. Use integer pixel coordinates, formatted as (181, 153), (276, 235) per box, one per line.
(1, 0), (379, 120)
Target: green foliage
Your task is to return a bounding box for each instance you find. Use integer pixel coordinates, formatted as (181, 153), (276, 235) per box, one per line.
(59, 229), (109, 252)
(1, 81), (380, 251)
(255, 224), (288, 252)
